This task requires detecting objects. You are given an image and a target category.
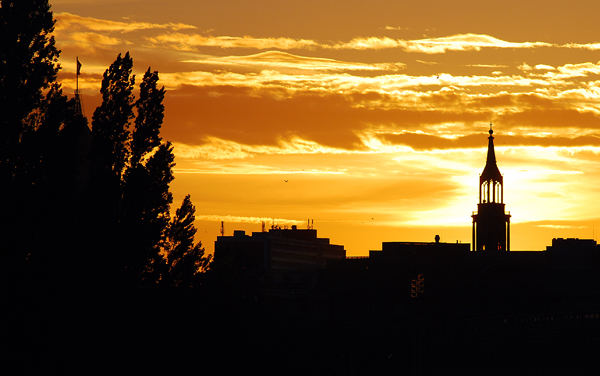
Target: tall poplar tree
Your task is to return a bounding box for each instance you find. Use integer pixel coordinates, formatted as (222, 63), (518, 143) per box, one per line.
(0, 0), (67, 285)
(121, 68), (172, 285)
(131, 68), (164, 166)
(87, 53), (135, 283)
(1, 2), (88, 372)
(91, 52), (135, 181)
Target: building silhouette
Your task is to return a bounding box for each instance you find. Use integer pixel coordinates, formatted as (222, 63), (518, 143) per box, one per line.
(546, 237), (599, 253)
(214, 226), (345, 301)
(471, 124), (511, 252)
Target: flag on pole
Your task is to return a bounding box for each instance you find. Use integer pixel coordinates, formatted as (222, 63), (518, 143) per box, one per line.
(76, 57), (82, 75)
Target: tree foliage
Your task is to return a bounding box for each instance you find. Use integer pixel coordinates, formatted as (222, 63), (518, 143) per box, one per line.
(165, 195), (212, 287)
(91, 52), (135, 180)
(119, 68), (174, 285)
(1, 0), (211, 289)
(89, 54), (210, 286)
(131, 68), (164, 166)
(0, 0), (60, 153)
(121, 142), (175, 284)
(0, 0), (63, 204)
(0, 0), (83, 288)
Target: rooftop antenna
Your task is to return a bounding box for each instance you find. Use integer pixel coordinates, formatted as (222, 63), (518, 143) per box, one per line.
(220, 221), (224, 236)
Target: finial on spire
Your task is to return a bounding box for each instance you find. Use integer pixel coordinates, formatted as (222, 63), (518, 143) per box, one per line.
(489, 122), (493, 135)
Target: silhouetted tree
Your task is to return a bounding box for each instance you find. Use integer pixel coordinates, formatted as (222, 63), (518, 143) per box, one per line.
(165, 195), (212, 287)
(87, 53), (135, 283)
(131, 68), (164, 166)
(0, 0), (60, 162)
(91, 52), (134, 180)
(114, 67), (174, 285)
(0, 0), (73, 287)
(121, 142), (175, 285)
(88, 57), (195, 286)
(120, 68), (169, 283)
(1, 3), (91, 372)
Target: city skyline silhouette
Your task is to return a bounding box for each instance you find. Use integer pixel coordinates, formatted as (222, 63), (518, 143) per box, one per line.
(6, 2), (600, 375)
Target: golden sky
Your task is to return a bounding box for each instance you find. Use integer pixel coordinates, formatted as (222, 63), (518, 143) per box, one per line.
(51, 0), (600, 254)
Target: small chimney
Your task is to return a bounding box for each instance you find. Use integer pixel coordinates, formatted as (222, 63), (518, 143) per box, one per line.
(291, 225), (297, 230)
(435, 234), (440, 243)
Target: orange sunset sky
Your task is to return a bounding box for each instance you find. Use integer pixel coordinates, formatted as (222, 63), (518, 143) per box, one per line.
(51, 0), (600, 255)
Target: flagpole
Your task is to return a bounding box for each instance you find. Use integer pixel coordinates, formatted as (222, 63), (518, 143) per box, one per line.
(76, 56), (79, 94)
(75, 57), (83, 115)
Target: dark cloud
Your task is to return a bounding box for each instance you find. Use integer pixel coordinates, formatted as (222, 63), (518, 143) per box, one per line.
(162, 85), (491, 149)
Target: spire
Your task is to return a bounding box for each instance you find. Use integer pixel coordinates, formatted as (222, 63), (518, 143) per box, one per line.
(480, 122), (502, 183)
(472, 122), (510, 252)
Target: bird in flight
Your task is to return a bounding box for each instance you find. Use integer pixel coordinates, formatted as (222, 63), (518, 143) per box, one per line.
(284, 179), (288, 183)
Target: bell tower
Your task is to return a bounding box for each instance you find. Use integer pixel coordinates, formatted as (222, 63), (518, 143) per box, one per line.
(471, 124), (510, 252)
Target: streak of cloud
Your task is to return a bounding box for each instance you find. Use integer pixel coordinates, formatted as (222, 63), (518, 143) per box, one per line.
(181, 51), (405, 73)
(147, 33), (319, 51)
(148, 32), (555, 53)
(333, 33), (552, 53)
(55, 12), (197, 33)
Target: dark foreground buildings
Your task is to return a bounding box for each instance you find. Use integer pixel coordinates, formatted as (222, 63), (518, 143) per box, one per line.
(209, 128), (600, 375)
(213, 229), (600, 374)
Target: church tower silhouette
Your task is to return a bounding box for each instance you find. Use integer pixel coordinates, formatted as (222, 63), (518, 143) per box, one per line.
(471, 124), (510, 252)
